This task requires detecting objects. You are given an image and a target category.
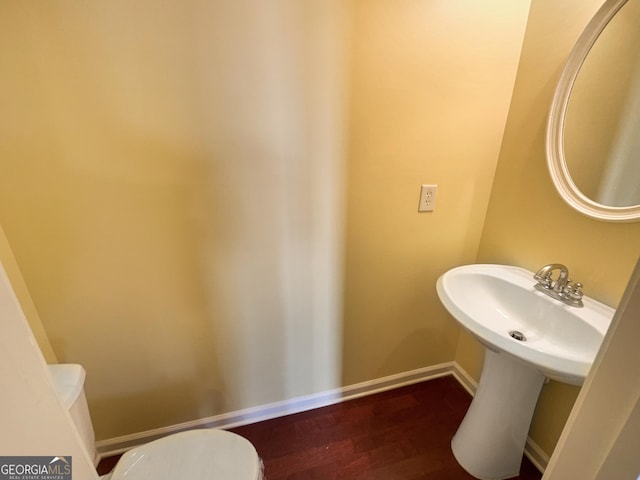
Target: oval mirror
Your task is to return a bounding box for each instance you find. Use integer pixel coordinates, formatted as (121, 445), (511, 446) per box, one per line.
(547, 0), (640, 222)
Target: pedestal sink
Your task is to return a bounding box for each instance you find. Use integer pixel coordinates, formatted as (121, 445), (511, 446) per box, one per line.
(436, 264), (614, 480)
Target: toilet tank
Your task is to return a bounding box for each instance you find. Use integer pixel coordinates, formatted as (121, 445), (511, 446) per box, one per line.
(48, 364), (98, 465)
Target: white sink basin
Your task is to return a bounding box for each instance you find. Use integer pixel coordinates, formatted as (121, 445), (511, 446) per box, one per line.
(437, 264), (614, 385)
(436, 264), (615, 479)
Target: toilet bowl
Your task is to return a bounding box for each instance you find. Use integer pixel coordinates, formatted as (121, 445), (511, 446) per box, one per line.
(48, 364), (262, 479)
(104, 429), (264, 480)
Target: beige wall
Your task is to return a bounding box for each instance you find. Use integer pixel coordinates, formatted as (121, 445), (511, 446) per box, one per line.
(341, 0), (530, 384)
(0, 0), (351, 440)
(0, 0), (529, 442)
(457, 0), (640, 457)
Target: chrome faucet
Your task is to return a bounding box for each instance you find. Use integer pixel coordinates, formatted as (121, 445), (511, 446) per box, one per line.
(533, 263), (583, 307)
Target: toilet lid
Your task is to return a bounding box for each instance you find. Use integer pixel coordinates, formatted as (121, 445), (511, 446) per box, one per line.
(109, 429), (262, 480)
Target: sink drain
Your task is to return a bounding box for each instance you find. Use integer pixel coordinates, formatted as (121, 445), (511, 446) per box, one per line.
(509, 330), (526, 341)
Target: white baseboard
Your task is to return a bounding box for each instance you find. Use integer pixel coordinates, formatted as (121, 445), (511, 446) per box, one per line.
(95, 361), (454, 460)
(95, 361), (548, 473)
(452, 361), (478, 395)
(523, 437), (550, 474)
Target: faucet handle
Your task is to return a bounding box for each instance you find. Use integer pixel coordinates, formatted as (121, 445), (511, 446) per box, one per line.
(562, 281), (584, 307)
(569, 282), (584, 301)
(561, 278), (573, 294)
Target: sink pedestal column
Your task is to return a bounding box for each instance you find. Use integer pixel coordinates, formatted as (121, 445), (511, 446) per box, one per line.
(452, 349), (545, 480)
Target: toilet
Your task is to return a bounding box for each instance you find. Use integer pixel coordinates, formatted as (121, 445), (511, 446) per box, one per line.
(103, 429), (264, 480)
(48, 364), (263, 479)
(48, 364), (98, 465)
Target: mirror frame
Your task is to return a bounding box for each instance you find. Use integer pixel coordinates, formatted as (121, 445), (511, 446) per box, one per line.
(547, 0), (640, 222)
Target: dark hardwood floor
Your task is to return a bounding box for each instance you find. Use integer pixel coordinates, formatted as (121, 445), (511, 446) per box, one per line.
(98, 376), (542, 479)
